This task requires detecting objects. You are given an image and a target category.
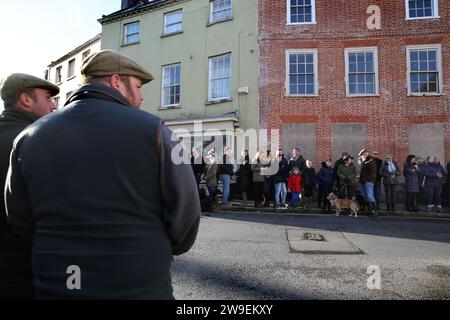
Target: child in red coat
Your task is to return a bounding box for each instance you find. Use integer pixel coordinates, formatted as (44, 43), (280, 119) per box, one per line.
(288, 167), (302, 208)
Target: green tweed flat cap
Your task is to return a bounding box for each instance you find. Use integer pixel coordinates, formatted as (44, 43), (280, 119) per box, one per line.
(0, 73), (60, 101)
(81, 50), (154, 84)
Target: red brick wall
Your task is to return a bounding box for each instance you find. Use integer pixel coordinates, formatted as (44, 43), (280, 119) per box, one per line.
(259, 0), (450, 166)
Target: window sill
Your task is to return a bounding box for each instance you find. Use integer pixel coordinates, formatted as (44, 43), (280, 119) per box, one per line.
(346, 94), (380, 98)
(285, 94), (319, 97)
(161, 31), (183, 38)
(407, 93), (444, 97)
(121, 41), (140, 47)
(286, 21), (317, 26)
(405, 16), (440, 21)
(66, 76), (76, 81)
(56, 82), (63, 86)
(206, 98), (233, 105)
(207, 17), (234, 27)
(159, 105), (181, 111)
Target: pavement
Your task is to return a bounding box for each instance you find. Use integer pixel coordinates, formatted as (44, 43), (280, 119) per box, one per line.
(213, 200), (450, 219)
(171, 211), (450, 300)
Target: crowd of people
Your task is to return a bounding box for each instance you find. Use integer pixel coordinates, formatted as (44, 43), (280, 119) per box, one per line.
(191, 147), (450, 215)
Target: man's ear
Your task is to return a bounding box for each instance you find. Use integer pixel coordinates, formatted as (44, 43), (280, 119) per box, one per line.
(108, 74), (121, 90)
(17, 92), (34, 112)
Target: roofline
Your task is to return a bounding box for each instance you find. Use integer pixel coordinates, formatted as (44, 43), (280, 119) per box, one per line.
(98, 0), (189, 25)
(47, 34), (102, 68)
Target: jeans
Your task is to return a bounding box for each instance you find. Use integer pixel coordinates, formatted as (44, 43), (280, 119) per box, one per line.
(274, 182), (287, 207)
(374, 181), (381, 206)
(207, 186), (217, 198)
(220, 174), (231, 205)
(363, 182), (375, 203)
(290, 192), (300, 207)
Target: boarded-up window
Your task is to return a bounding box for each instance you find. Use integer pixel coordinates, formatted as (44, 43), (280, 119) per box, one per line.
(332, 123), (367, 166)
(408, 123), (445, 164)
(281, 123), (316, 164)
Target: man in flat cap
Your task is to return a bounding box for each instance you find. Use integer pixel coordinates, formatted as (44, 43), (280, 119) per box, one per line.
(0, 73), (59, 299)
(358, 149), (378, 216)
(4, 50), (200, 299)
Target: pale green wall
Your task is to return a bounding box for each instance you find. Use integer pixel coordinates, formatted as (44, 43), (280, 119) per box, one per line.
(101, 0), (258, 132)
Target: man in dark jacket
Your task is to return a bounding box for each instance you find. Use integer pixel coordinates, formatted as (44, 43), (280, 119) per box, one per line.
(0, 73), (59, 299)
(288, 147), (306, 172)
(358, 149), (378, 216)
(333, 152), (350, 192)
(301, 160), (316, 211)
(4, 50), (200, 299)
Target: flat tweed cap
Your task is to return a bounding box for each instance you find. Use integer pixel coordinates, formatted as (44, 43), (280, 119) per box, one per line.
(81, 50), (154, 84)
(1, 73), (60, 101)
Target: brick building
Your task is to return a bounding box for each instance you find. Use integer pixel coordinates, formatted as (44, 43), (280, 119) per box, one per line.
(259, 0), (450, 167)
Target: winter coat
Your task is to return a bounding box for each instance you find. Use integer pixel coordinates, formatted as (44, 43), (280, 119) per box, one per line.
(272, 157), (289, 184)
(301, 167), (316, 188)
(288, 174), (302, 193)
(374, 157), (383, 182)
(4, 83), (201, 299)
(359, 156), (377, 184)
(337, 163), (357, 185)
(237, 155), (251, 188)
(423, 163), (446, 188)
(251, 162), (266, 183)
(317, 164), (334, 187)
(288, 155), (306, 172)
(219, 155), (234, 176)
(403, 163), (420, 193)
(191, 155), (205, 177)
(379, 161), (401, 185)
(204, 163), (219, 187)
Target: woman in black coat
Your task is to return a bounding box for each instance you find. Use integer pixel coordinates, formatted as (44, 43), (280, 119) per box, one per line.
(237, 149), (252, 202)
(403, 155), (420, 212)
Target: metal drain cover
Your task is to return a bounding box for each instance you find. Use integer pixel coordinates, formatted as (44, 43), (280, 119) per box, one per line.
(287, 229), (364, 255)
(304, 233), (325, 241)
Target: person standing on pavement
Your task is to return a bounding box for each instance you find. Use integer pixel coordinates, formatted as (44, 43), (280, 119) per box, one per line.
(0, 73), (59, 300)
(191, 147), (205, 190)
(403, 155), (421, 212)
(317, 160), (334, 213)
(288, 147), (306, 173)
(333, 152), (350, 194)
(301, 160), (316, 211)
(423, 155), (446, 213)
(251, 152), (266, 208)
(288, 167), (302, 209)
(358, 149), (378, 216)
(204, 149), (219, 203)
(272, 149), (289, 210)
(237, 149), (251, 203)
(379, 155), (401, 211)
(219, 146), (234, 208)
(372, 151), (383, 210)
(337, 155), (357, 200)
(4, 50), (200, 299)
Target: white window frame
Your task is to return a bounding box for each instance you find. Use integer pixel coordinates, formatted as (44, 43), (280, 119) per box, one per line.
(287, 0), (317, 25)
(405, 0), (439, 20)
(161, 63), (181, 108)
(208, 53), (232, 102)
(285, 49), (319, 97)
(67, 59), (76, 79)
(406, 44), (443, 96)
(164, 9), (183, 35)
(344, 47), (379, 97)
(209, 0), (233, 24)
(123, 21), (140, 45)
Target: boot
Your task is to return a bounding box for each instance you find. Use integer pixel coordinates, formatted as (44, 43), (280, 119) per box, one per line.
(386, 203), (391, 212)
(412, 198), (419, 212)
(242, 192), (247, 202)
(391, 204), (396, 212)
(371, 202), (378, 217)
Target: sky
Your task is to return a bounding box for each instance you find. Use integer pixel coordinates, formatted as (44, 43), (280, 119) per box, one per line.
(0, 0), (120, 111)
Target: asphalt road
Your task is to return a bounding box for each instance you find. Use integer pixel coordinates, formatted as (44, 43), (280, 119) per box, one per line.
(171, 212), (450, 300)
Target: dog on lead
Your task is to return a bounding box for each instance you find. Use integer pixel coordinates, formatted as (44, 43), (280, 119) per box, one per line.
(326, 193), (359, 217)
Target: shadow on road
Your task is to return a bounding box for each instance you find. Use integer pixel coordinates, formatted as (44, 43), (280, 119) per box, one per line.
(202, 212), (450, 245)
(172, 257), (317, 300)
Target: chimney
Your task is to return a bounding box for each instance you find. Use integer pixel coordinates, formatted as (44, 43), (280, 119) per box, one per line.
(121, 0), (149, 10)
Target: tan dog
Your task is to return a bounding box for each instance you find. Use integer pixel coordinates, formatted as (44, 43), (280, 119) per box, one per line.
(326, 193), (359, 217)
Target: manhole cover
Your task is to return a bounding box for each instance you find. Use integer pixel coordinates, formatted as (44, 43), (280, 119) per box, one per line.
(304, 233), (325, 241)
